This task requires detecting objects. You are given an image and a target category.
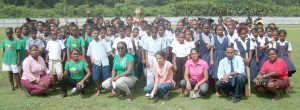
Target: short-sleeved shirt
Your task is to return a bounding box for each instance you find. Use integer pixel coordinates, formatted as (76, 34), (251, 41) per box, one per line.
(260, 58), (289, 83)
(172, 41), (191, 58)
(64, 60), (88, 82)
(185, 59), (209, 83)
(153, 61), (173, 83)
(2, 39), (20, 64)
(113, 53), (134, 76)
(85, 36), (94, 52)
(87, 39), (112, 66)
(112, 37), (133, 55)
(66, 36), (85, 54)
(25, 38), (45, 51)
(16, 37), (28, 62)
(143, 37), (166, 56)
(46, 39), (65, 60)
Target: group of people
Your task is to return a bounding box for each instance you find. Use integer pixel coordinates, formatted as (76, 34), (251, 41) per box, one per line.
(1, 9), (296, 103)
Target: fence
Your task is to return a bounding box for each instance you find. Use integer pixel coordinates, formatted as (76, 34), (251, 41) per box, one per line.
(1, 16), (300, 27)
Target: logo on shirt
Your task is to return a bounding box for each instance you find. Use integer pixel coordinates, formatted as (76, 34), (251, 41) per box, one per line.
(70, 67), (78, 73)
(72, 44), (77, 48)
(6, 44), (13, 50)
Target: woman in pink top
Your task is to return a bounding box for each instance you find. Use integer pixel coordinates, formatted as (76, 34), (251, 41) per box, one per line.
(254, 48), (290, 100)
(144, 50), (174, 99)
(21, 45), (52, 96)
(180, 48), (209, 97)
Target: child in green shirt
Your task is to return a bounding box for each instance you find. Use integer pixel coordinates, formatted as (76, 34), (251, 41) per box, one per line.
(66, 26), (86, 61)
(2, 27), (21, 91)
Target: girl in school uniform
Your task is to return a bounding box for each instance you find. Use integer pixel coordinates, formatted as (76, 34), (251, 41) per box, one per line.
(256, 27), (270, 70)
(172, 32), (190, 90)
(233, 28), (258, 81)
(273, 30), (296, 77)
(197, 22), (213, 64)
(210, 25), (231, 96)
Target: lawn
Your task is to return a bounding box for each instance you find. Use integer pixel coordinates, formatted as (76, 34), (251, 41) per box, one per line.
(0, 25), (300, 110)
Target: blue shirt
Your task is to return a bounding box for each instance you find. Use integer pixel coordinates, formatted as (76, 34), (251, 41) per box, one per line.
(87, 39), (112, 66)
(143, 36), (166, 56)
(217, 55), (246, 80)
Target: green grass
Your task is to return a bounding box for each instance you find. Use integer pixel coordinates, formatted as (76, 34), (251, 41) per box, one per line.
(0, 25), (300, 110)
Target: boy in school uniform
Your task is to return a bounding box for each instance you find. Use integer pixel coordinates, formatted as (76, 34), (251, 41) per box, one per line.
(45, 31), (66, 90)
(87, 28), (112, 96)
(25, 28), (44, 54)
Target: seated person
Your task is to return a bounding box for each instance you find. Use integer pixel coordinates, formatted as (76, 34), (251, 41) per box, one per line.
(144, 50), (174, 99)
(21, 45), (52, 96)
(216, 46), (247, 103)
(102, 42), (137, 102)
(254, 48), (290, 100)
(59, 49), (91, 98)
(180, 48), (209, 98)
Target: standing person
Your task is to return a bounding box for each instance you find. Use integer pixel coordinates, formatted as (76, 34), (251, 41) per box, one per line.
(21, 45), (52, 96)
(172, 33), (189, 89)
(256, 27), (270, 70)
(143, 27), (166, 96)
(60, 49), (91, 98)
(210, 25), (231, 96)
(197, 22), (213, 64)
(2, 27), (21, 91)
(272, 30), (296, 77)
(66, 26), (86, 61)
(15, 27), (27, 75)
(233, 28), (258, 81)
(87, 28), (112, 96)
(25, 28), (44, 54)
(180, 48), (209, 97)
(131, 28), (141, 78)
(217, 46), (247, 103)
(102, 42), (137, 102)
(112, 26), (133, 55)
(254, 48), (290, 100)
(45, 31), (66, 90)
(144, 51), (174, 99)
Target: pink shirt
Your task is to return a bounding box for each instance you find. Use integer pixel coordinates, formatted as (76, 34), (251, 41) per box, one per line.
(185, 59), (209, 83)
(153, 61), (174, 84)
(21, 56), (50, 82)
(260, 58), (289, 83)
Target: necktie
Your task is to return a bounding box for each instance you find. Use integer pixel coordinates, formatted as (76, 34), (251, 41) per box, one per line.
(230, 60), (236, 86)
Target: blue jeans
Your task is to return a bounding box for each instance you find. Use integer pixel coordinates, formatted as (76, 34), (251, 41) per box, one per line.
(144, 83), (173, 98)
(216, 74), (247, 99)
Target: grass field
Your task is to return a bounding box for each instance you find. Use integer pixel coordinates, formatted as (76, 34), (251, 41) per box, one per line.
(0, 25), (299, 110)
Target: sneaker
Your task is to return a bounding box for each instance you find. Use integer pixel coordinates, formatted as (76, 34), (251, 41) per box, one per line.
(70, 88), (77, 94)
(145, 93), (151, 97)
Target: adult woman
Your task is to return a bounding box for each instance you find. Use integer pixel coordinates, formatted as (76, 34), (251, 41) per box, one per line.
(102, 41), (137, 102)
(59, 49), (91, 98)
(254, 48), (289, 100)
(180, 48), (209, 97)
(21, 45), (52, 96)
(144, 51), (174, 99)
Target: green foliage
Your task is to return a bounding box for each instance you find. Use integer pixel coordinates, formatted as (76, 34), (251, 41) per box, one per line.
(0, 0), (299, 18)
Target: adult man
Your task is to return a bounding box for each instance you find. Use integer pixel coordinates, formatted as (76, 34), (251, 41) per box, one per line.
(216, 46), (247, 103)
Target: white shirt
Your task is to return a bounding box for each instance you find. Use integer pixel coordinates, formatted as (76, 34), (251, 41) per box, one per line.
(227, 33), (239, 44)
(233, 38), (254, 56)
(257, 36), (272, 48)
(172, 41), (191, 57)
(273, 41), (292, 51)
(87, 39), (112, 66)
(112, 36), (133, 55)
(46, 39), (65, 60)
(211, 35), (231, 47)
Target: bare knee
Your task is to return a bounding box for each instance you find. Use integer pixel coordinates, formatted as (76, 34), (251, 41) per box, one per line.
(266, 82), (276, 90)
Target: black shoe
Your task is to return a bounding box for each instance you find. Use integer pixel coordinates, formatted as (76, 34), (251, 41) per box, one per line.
(232, 97), (240, 103)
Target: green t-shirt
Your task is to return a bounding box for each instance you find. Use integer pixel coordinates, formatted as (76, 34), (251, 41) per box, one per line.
(113, 53), (135, 76)
(16, 37), (28, 62)
(64, 60), (88, 82)
(66, 36), (85, 54)
(85, 36), (94, 52)
(1, 38), (20, 64)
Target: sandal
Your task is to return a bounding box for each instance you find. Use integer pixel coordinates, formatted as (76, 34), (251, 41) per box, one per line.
(24, 90), (31, 97)
(125, 94), (132, 102)
(60, 94), (67, 99)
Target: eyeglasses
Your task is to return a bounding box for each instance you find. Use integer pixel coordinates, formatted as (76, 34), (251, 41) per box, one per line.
(117, 47), (125, 50)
